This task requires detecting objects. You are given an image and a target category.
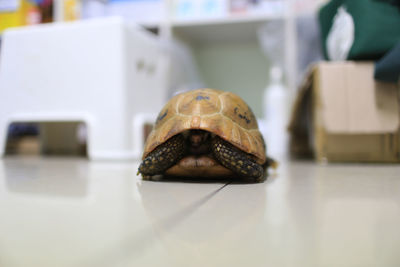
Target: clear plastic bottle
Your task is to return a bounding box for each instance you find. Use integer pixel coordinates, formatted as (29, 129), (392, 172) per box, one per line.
(263, 66), (290, 159)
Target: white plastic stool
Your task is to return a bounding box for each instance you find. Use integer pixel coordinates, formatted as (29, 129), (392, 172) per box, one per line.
(0, 17), (165, 159)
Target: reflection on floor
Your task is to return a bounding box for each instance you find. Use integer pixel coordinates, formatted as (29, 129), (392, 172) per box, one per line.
(0, 157), (399, 267)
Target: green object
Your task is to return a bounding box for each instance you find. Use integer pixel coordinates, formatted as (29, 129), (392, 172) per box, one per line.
(319, 0), (400, 60)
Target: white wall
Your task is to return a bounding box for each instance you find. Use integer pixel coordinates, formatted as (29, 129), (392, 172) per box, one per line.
(193, 41), (271, 117)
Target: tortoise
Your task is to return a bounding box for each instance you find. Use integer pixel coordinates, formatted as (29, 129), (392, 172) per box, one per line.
(137, 88), (276, 182)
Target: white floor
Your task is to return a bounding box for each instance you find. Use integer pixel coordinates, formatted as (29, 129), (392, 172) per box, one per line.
(0, 156), (399, 267)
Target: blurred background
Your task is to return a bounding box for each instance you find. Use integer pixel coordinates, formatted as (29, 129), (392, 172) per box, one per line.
(0, 0), (399, 162)
(1, 2), (400, 266)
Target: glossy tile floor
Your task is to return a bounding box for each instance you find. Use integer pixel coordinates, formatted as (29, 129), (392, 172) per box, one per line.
(0, 156), (399, 267)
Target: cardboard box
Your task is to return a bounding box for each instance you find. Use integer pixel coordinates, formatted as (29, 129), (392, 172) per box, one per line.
(289, 61), (400, 163)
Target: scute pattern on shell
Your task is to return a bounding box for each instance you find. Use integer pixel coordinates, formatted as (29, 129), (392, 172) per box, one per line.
(143, 88), (267, 164)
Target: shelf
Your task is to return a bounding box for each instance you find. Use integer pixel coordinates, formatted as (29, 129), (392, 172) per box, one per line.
(172, 12), (283, 27)
(171, 13), (284, 45)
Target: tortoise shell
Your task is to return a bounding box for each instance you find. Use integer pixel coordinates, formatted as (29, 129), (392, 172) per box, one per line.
(143, 88), (267, 165)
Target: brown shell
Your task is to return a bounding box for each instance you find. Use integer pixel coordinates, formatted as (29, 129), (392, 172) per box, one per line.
(143, 88), (267, 164)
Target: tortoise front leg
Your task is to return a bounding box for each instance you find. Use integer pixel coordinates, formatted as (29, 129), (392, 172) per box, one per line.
(138, 134), (186, 177)
(211, 136), (264, 181)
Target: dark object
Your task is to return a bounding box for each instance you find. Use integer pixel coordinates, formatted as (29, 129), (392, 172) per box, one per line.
(374, 42), (400, 83)
(8, 123), (39, 137)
